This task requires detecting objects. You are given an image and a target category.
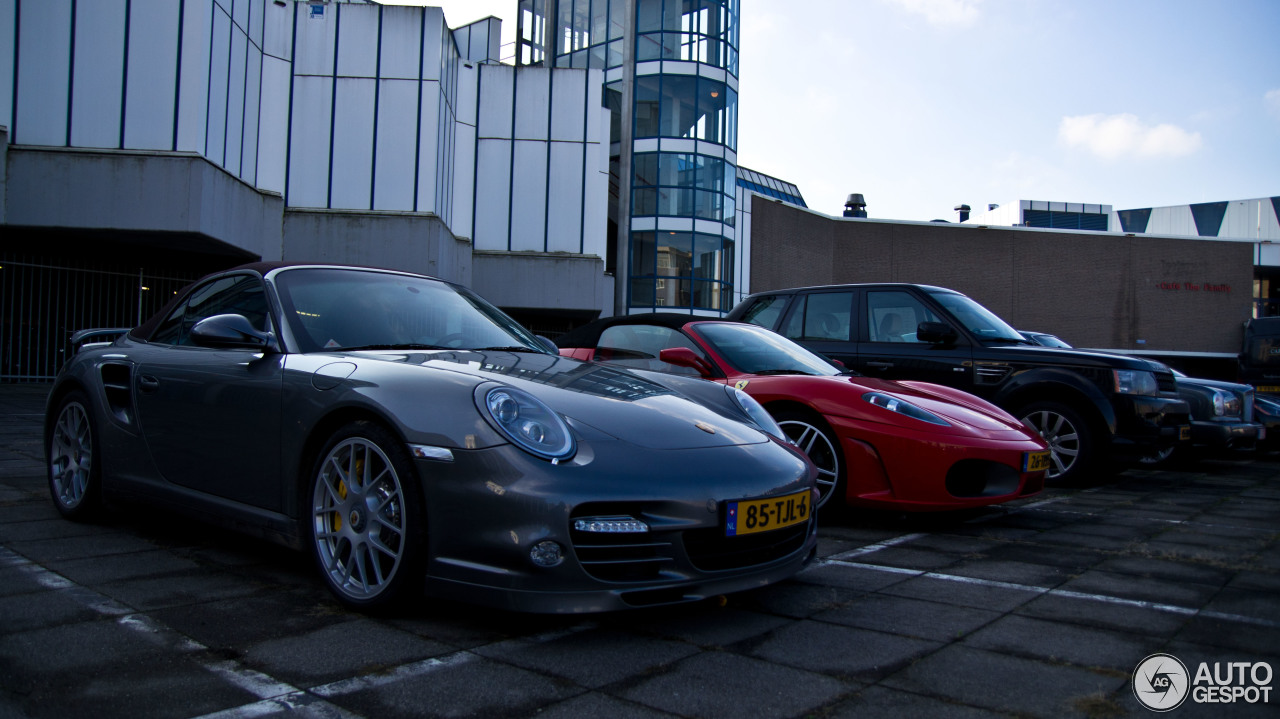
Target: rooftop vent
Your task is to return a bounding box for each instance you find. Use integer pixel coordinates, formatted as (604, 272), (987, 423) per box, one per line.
(844, 193), (867, 218)
(955, 204), (971, 222)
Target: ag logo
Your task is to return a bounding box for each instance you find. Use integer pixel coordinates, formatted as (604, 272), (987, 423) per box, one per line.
(1134, 653), (1190, 711)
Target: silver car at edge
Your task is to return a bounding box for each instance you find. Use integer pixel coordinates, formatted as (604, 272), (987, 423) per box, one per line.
(45, 264), (818, 613)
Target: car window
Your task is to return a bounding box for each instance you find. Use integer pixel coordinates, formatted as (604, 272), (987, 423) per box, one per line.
(780, 292), (852, 342)
(594, 325), (706, 376)
(274, 268), (543, 353)
(867, 290), (940, 344)
(736, 295), (788, 329)
(150, 275), (270, 346)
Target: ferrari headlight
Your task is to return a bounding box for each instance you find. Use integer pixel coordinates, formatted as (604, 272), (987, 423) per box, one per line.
(1114, 369), (1159, 396)
(725, 385), (789, 443)
(862, 392), (950, 426)
(481, 387), (575, 461)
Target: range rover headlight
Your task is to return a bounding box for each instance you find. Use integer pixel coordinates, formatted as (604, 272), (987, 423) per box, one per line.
(862, 392), (951, 426)
(1114, 369), (1160, 396)
(481, 386), (575, 461)
(725, 385), (789, 443)
(1211, 389), (1241, 417)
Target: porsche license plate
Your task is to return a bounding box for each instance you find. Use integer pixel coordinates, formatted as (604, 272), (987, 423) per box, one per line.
(1256, 386), (1280, 394)
(1023, 450), (1051, 473)
(726, 490), (810, 536)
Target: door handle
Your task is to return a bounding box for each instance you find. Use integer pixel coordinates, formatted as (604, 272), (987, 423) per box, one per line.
(138, 375), (160, 392)
(866, 362), (894, 369)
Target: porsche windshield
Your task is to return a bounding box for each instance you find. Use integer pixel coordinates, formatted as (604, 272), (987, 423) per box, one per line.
(925, 290), (1026, 342)
(694, 323), (842, 376)
(273, 268), (546, 353)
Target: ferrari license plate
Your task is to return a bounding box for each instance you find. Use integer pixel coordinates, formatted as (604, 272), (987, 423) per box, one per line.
(726, 490), (810, 536)
(1023, 450), (1051, 473)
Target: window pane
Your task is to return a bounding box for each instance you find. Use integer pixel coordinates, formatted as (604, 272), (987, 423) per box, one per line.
(659, 74), (698, 138)
(609, 0), (626, 40)
(636, 32), (662, 61)
(632, 188), (657, 216)
(802, 292), (853, 341)
(692, 232), (721, 279)
(634, 75), (661, 137)
(631, 231), (656, 275)
(595, 324), (705, 375)
(634, 153), (658, 186)
(630, 278), (655, 307)
(868, 290), (939, 343)
(657, 232), (692, 276)
(636, 0), (661, 33)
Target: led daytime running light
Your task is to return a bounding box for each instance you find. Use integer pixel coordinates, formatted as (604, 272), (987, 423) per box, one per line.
(574, 517), (650, 533)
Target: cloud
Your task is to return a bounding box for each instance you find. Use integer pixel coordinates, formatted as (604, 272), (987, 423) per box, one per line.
(1057, 113), (1202, 160)
(1266, 89), (1280, 121)
(885, 0), (982, 28)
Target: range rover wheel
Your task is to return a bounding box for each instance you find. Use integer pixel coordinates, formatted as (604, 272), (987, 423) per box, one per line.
(1019, 401), (1095, 483)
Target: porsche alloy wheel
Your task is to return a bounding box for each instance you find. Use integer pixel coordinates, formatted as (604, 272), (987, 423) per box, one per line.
(309, 422), (423, 608)
(775, 412), (842, 509)
(1019, 401), (1094, 483)
(48, 392), (102, 520)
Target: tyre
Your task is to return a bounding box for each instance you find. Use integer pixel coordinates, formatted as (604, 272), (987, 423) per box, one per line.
(307, 420), (426, 610)
(47, 390), (104, 521)
(1018, 401), (1096, 484)
(772, 408), (844, 510)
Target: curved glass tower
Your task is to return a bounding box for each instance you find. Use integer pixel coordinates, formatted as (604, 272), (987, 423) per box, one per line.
(518, 0), (741, 314)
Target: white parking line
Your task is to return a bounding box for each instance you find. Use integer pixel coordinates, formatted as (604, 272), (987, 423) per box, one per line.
(820, 557), (1280, 629)
(829, 533), (927, 560)
(310, 651), (477, 697)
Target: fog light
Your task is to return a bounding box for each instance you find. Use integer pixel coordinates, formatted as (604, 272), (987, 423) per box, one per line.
(530, 540), (564, 567)
(573, 516), (650, 533)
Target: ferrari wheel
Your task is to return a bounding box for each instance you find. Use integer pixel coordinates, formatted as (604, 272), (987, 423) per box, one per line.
(1019, 401), (1095, 483)
(308, 421), (425, 609)
(48, 391), (103, 521)
(773, 409), (843, 509)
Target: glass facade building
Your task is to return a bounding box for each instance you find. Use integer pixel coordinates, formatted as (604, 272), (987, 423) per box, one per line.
(519, 0), (741, 314)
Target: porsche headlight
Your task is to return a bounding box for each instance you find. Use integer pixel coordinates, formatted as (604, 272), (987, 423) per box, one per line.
(1114, 369), (1159, 396)
(862, 392), (950, 426)
(726, 385), (789, 443)
(481, 387), (575, 461)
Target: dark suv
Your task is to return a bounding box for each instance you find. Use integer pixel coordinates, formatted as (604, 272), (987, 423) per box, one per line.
(727, 284), (1191, 482)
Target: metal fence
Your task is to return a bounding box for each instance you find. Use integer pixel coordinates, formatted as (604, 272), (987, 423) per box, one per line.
(0, 255), (201, 382)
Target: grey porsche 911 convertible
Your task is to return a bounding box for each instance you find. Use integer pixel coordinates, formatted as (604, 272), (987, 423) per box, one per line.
(45, 264), (817, 613)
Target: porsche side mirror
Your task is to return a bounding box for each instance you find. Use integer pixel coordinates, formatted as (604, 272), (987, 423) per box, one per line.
(535, 335), (559, 353)
(191, 314), (274, 350)
(917, 321), (957, 345)
(659, 347), (715, 378)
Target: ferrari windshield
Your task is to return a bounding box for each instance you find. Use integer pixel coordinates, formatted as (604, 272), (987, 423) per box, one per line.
(925, 289), (1025, 342)
(273, 268), (547, 354)
(694, 323), (842, 376)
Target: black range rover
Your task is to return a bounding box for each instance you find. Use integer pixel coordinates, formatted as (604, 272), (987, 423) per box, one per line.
(727, 284), (1191, 483)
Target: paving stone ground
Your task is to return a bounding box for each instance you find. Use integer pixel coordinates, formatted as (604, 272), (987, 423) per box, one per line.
(2, 383), (1278, 718)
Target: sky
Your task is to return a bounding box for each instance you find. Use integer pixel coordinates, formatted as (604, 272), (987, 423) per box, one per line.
(387, 0), (1280, 222)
